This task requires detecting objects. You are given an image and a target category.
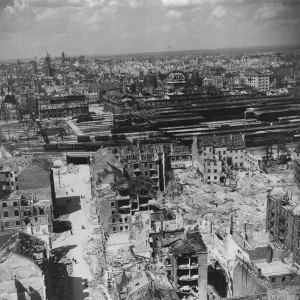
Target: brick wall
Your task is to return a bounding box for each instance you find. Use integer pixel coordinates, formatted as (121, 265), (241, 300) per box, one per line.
(232, 262), (267, 297)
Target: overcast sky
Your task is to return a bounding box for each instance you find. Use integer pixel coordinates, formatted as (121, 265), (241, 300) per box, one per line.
(0, 0), (299, 59)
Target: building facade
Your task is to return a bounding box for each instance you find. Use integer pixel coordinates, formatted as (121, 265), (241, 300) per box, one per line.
(0, 192), (53, 234)
(192, 134), (246, 184)
(35, 94), (88, 119)
(162, 230), (208, 299)
(242, 72), (270, 92)
(0, 102), (19, 121)
(266, 187), (300, 266)
(0, 170), (18, 198)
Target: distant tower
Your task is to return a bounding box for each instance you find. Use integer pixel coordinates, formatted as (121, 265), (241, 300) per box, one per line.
(62, 51), (65, 64)
(44, 52), (53, 76)
(29, 61), (37, 75)
(16, 59), (21, 76)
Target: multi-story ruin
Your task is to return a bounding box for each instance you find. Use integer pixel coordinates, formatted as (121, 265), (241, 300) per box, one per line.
(0, 191), (53, 246)
(192, 134), (246, 184)
(162, 229), (208, 299)
(266, 187), (300, 266)
(35, 94), (89, 119)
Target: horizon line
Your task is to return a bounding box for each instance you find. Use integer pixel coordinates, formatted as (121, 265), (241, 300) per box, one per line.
(1, 43), (300, 62)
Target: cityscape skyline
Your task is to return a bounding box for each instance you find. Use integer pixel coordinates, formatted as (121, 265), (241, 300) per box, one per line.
(0, 0), (300, 60)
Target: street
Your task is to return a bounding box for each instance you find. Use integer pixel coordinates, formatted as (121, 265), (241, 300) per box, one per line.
(52, 165), (93, 300)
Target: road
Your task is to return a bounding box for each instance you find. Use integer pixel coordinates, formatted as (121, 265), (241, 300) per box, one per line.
(66, 119), (84, 136)
(52, 165), (93, 300)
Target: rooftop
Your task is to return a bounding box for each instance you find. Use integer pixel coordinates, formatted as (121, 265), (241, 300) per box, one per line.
(254, 259), (292, 277)
(53, 164), (91, 198)
(169, 228), (207, 256)
(197, 134), (246, 150)
(295, 142), (300, 153)
(0, 231), (47, 271)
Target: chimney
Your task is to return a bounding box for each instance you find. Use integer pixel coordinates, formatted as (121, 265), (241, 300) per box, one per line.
(245, 223), (254, 243)
(230, 214), (234, 235)
(257, 268), (262, 278)
(266, 244), (273, 263)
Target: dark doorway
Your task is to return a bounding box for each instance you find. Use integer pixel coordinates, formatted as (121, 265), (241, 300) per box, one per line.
(67, 156), (89, 164)
(208, 265), (228, 297)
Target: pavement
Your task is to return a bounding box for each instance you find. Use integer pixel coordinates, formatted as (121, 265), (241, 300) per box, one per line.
(52, 164), (93, 300)
(66, 119), (83, 136)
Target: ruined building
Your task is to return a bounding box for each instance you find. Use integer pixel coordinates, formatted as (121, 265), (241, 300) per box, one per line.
(44, 52), (53, 77)
(294, 158), (300, 188)
(0, 169), (18, 199)
(162, 228), (208, 300)
(0, 231), (51, 300)
(267, 187), (300, 267)
(0, 191), (53, 247)
(202, 202), (300, 300)
(109, 143), (169, 191)
(91, 149), (159, 235)
(115, 270), (180, 300)
(192, 134), (246, 184)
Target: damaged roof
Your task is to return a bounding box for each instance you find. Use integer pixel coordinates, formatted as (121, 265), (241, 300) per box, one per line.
(0, 231), (47, 271)
(197, 134), (246, 150)
(125, 270), (180, 300)
(294, 142), (300, 153)
(169, 229), (207, 256)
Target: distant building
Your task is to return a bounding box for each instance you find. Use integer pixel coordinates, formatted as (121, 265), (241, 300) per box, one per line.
(143, 72), (157, 94)
(202, 76), (223, 88)
(242, 71), (270, 92)
(78, 55), (85, 63)
(165, 72), (186, 92)
(44, 52), (54, 76)
(29, 60), (37, 74)
(0, 102), (19, 121)
(36, 94), (88, 119)
(224, 75), (240, 86)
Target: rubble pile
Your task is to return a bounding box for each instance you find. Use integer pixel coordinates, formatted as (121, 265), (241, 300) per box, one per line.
(113, 247), (136, 269)
(164, 168), (296, 231)
(88, 285), (109, 300)
(84, 228), (107, 283)
(66, 163), (79, 173)
(83, 227), (109, 300)
(0, 156), (32, 172)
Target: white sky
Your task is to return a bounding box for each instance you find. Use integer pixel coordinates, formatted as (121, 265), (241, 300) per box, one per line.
(0, 0), (299, 59)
